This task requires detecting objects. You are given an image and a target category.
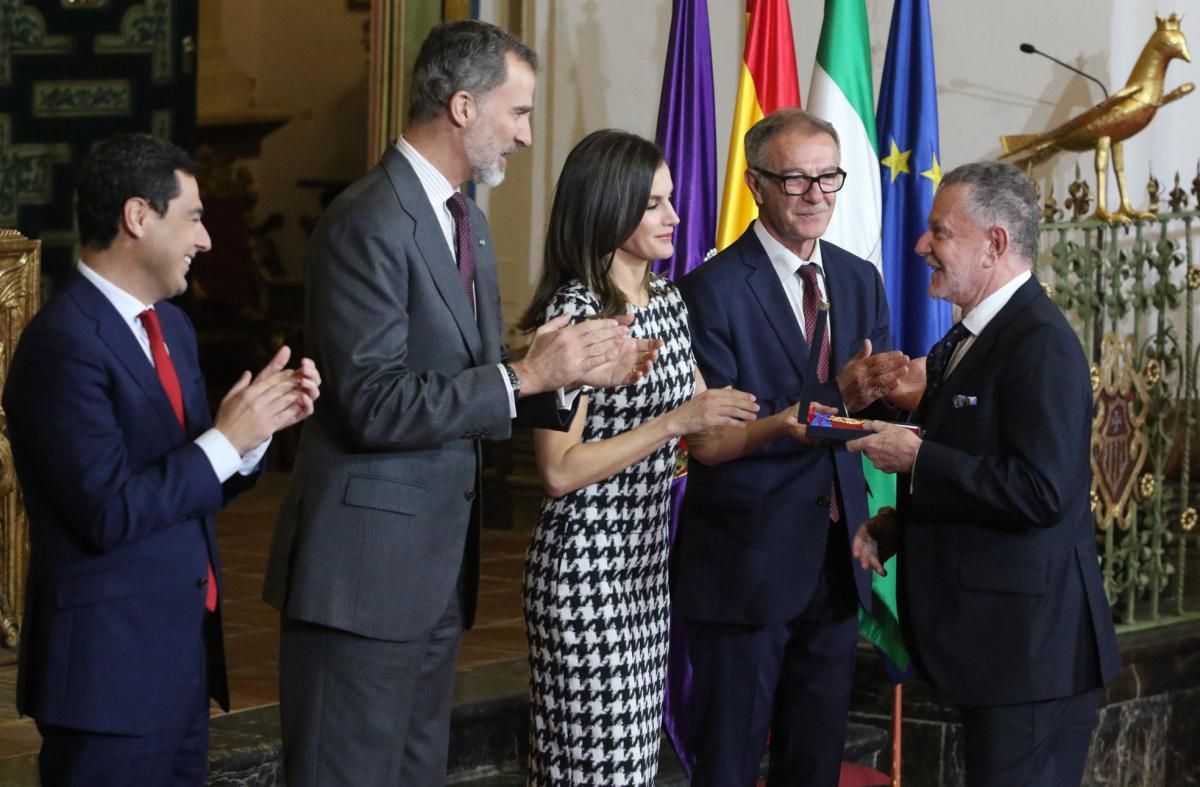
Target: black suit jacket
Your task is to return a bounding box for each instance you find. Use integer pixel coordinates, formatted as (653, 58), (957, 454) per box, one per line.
(900, 277), (1121, 706)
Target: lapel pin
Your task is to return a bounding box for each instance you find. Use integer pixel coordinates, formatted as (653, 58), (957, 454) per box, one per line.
(952, 394), (978, 409)
(478, 239), (486, 246)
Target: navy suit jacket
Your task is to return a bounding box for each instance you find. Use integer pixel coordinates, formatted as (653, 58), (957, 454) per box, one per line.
(900, 277), (1121, 706)
(3, 272), (253, 735)
(675, 228), (892, 624)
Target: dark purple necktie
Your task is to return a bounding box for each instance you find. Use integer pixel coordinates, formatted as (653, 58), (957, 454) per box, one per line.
(446, 193), (476, 308)
(797, 263), (840, 523)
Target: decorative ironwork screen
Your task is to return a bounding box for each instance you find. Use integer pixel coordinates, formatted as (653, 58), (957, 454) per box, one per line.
(1038, 170), (1199, 627)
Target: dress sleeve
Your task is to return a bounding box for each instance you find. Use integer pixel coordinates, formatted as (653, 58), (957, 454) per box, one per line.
(542, 281), (600, 326)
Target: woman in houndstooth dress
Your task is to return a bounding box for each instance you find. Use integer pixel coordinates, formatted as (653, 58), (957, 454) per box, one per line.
(515, 130), (759, 786)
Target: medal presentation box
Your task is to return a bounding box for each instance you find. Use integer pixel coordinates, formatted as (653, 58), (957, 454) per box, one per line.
(804, 403), (921, 442)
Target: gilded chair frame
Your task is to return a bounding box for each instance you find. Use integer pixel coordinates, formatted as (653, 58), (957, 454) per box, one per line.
(0, 229), (40, 649)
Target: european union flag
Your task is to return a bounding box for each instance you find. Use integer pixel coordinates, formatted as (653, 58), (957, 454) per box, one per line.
(877, 0), (951, 359)
(860, 0), (951, 685)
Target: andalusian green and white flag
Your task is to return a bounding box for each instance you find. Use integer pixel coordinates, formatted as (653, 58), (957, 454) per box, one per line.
(807, 0), (882, 270)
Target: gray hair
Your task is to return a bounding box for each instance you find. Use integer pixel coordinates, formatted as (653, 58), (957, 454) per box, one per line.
(941, 161), (1039, 262)
(744, 108), (840, 171)
(408, 20), (538, 124)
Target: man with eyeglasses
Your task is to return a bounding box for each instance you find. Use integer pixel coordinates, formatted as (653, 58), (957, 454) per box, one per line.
(676, 108), (912, 786)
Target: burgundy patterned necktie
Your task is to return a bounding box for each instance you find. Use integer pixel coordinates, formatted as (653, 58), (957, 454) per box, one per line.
(797, 263), (831, 383)
(446, 192), (476, 309)
(797, 263), (840, 522)
(138, 309), (218, 613)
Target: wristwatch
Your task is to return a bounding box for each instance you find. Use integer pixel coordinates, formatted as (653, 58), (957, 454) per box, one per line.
(502, 363), (522, 397)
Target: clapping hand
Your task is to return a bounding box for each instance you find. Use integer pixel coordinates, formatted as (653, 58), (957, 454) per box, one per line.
(836, 339), (910, 413)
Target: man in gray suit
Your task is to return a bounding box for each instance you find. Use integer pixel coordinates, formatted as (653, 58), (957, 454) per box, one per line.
(262, 20), (653, 787)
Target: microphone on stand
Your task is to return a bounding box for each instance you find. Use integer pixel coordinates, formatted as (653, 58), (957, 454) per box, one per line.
(1019, 43), (1110, 99)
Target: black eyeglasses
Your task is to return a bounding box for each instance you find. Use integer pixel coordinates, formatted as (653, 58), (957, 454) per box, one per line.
(752, 167), (847, 196)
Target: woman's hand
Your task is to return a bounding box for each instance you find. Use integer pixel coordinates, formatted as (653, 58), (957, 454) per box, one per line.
(667, 387), (759, 437)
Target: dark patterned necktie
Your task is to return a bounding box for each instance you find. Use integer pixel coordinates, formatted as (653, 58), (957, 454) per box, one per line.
(446, 192), (476, 308)
(919, 321), (972, 411)
(797, 263), (831, 383)
(797, 263), (839, 522)
(138, 308), (217, 613)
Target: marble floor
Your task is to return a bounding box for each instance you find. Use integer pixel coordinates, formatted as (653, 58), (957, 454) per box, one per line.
(0, 471), (535, 760)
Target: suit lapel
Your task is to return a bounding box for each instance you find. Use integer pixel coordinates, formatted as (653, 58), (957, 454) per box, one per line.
(739, 232), (811, 379)
(381, 148), (484, 363)
(158, 308), (209, 436)
(68, 275), (186, 438)
(820, 240), (853, 374)
(921, 277), (1042, 433)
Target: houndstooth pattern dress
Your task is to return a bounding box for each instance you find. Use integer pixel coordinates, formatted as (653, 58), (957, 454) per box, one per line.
(522, 277), (695, 786)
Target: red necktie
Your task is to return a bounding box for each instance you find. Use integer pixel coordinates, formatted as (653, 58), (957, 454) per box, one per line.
(797, 264), (840, 523)
(138, 309), (218, 612)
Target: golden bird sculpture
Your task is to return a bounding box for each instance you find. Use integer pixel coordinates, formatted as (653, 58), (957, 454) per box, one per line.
(1000, 13), (1194, 223)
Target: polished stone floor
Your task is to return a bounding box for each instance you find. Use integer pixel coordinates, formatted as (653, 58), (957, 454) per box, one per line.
(0, 471), (535, 761)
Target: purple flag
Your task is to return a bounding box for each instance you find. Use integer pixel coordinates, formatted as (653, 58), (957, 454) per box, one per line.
(652, 0), (717, 281)
(654, 0), (716, 778)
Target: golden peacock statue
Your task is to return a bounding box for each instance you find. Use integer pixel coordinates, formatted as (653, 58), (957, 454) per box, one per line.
(999, 13), (1194, 222)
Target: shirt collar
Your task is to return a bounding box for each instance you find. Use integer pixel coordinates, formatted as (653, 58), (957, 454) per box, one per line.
(396, 136), (458, 211)
(961, 270), (1032, 337)
(77, 261), (153, 326)
(753, 220), (824, 277)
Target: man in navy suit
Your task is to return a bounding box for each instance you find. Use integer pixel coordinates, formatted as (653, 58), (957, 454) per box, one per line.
(677, 108), (911, 787)
(3, 133), (321, 786)
(849, 161), (1121, 786)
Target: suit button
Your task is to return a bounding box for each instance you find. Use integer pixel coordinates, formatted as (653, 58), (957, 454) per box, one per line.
(197, 576), (208, 588)
(464, 489), (477, 501)
(816, 496), (829, 507)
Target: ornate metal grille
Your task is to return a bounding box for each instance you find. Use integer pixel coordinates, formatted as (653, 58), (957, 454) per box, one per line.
(1038, 172), (1200, 627)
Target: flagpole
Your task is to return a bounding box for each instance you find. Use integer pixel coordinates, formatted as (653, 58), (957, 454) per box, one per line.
(892, 684), (903, 787)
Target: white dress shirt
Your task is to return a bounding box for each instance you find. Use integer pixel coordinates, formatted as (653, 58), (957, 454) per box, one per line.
(946, 270), (1032, 376)
(754, 220), (833, 348)
(77, 262), (268, 482)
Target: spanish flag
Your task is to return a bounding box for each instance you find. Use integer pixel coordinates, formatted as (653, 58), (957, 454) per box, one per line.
(715, 0), (801, 251)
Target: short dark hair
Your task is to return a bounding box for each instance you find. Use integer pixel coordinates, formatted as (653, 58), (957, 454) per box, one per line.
(744, 108), (840, 171)
(942, 161), (1039, 262)
(75, 133), (195, 250)
(407, 20), (538, 124)
(518, 129), (664, 332)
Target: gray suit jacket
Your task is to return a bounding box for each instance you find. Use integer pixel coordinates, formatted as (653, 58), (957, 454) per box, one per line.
(263, 146), (558, 640)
